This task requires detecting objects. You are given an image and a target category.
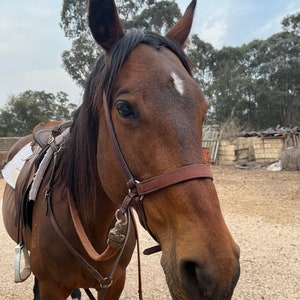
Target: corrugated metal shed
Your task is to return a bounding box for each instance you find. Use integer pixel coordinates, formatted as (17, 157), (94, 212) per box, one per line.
(202, 125), (220, 163)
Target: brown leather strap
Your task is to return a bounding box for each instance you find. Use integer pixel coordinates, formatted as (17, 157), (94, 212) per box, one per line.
(47, 194), (106, 284)
(127, 164), (212, 243)
(143, 245), (161, 255)
(48, 192), (132, 300)
(136, 164), (212, 196)
(103, 92), (134, 183)
(68, 196), (121, 262)
(102, 93), (213, 194)
(130, 208), (143, 300)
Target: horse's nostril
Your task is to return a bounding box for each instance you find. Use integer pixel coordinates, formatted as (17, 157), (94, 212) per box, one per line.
(180, 260), (213, 299)
(180, 258), (240, 300)
(180, 259), (238, 300)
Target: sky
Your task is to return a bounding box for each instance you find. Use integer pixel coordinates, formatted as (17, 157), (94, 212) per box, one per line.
(0, 0), (299, 108)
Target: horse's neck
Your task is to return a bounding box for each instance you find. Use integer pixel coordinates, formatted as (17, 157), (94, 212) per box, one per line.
(57, 118), (120, 230)
(64, 173), (118, 229)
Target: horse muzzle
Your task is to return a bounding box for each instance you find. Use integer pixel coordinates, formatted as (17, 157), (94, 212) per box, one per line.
(179, 256), (240, 300)
(161, 244), (240, 300)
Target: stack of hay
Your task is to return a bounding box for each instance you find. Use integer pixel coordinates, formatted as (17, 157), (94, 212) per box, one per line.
(281, 147), (300, 171)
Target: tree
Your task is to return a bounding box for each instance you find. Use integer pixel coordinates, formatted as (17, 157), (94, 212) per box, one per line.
(238, 39), (265, 128)
(187, 34), (215, 89)
(0, 90), (77, 136)
(186, 35), (216, 123)
(201, 24), (300, 129)
(60, 0), (182, 87)
(61, 35), (99, 87)
(254, 31), (300, 126)
(281, 12), (300, 35)
(208, 46), (246, 125)
(126, 0), (181, 33)
(60, 1), (300, 130)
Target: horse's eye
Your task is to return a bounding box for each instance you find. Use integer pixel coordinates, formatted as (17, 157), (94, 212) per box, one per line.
(116, 101), (136, 119)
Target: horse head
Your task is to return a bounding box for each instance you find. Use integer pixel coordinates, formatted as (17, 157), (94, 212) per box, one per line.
(88, 0), (240, 298)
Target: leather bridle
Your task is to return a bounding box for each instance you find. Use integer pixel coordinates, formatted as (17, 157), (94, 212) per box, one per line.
(48, 91), (214, 300)
(102, 92), (213, 237)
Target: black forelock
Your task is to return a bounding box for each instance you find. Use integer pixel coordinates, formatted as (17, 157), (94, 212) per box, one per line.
(88, 29), (192, 107)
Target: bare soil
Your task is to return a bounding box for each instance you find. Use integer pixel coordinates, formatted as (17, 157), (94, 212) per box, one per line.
(0, 165), (299, 299)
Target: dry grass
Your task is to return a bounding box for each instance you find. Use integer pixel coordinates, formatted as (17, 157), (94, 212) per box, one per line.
(219, 119), (251, 139)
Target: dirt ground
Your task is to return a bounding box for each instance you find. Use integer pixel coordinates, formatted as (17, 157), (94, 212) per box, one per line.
(0, 165), (299, 300)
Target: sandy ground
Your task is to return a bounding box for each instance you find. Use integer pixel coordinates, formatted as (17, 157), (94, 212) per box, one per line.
(0, 165), (299, 299)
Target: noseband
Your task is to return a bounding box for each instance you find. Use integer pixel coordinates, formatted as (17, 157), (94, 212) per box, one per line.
(102, 93), (213, 236)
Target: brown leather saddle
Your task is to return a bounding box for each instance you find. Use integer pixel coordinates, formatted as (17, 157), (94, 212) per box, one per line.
(8, 121), (72, 282)
(15, 121), (72, 233)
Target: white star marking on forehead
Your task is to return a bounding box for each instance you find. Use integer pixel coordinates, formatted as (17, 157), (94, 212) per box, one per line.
(171, 71), (184, 96)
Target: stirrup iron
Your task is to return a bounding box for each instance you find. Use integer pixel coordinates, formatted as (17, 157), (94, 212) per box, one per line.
(14, 243), (31, 283)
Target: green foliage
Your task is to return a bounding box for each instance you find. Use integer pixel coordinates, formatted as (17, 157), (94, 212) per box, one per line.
(60, 0), (181, 87)
(253, 31), (300, 127)
(281, 12), (300, 35)
(188, 25), (300, 129)
(0, 90), (77, 136)
(126, 0), (181, 32)
(187, 34), (215, 88)
(59, 0), (300, 130)
(60, 0), (88, 39)
(62, 35), (100, 87)
(209, 46), (245, 124)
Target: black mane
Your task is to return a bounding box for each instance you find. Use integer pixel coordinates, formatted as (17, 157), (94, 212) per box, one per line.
(61, 29), (192, 217)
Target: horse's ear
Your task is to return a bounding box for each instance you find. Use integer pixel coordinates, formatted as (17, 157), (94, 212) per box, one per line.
(88, 0), (124, 51)
(166, 0), (196, 47)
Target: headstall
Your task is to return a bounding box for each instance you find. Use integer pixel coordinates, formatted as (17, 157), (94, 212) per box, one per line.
(102, 92), (213, 238)
(46, 91), (214, 300)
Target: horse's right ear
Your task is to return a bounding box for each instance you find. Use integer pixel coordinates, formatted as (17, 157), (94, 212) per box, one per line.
(88, 0), (124, 52)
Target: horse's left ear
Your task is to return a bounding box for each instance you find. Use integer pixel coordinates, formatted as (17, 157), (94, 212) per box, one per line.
(88, 0), (124, 51)
(166, 0), (196, 47)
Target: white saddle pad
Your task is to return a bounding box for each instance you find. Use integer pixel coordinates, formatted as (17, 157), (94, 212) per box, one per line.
(1, 142), (33, 188)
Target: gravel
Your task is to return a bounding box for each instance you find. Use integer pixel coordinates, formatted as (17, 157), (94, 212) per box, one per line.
(0, 166), (299, 299)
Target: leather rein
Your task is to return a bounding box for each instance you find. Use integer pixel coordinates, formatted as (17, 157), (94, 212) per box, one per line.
(46, 92), (213, 299)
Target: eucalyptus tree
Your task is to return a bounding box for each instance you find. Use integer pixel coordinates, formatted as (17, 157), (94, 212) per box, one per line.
(0, 91), (77, 136)
(281, 12), (300, 35)
(208, 46), (246, 125)
(60, 0), (181, 87)
(254, 31), (300, 126)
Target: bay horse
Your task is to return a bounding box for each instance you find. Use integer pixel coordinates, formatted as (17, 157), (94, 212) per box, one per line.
(2, 0), (240, 299)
